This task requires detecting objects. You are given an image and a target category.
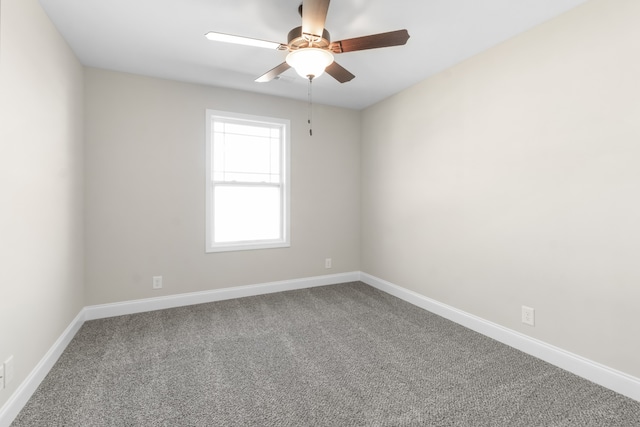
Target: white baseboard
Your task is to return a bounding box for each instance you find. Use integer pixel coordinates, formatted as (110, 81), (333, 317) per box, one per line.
(360, 272), (640, 402)
(0, 310), (85, 427)
(84, 272), (360, 320)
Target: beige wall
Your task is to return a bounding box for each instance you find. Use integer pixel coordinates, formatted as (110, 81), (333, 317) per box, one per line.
(361, 0), (640, 378)
(0, 0), (84, 409)
(84, 69), (361, 305)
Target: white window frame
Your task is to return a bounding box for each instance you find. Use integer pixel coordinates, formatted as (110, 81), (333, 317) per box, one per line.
(205, 110), (290, 253)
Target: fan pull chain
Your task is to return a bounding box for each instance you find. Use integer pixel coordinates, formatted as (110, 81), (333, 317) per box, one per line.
(308, 77), (313, 136)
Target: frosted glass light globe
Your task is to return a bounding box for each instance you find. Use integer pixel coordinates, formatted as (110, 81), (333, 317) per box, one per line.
(286, 48), (334, 80)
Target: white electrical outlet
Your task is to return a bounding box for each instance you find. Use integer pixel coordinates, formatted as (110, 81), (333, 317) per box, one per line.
(325, 258), (332, 269)
(4, 356), (14, 386)
(152, 276), (163, 289)
(522, 306), (535, 326)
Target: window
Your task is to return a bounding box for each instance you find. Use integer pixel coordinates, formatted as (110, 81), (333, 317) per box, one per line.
(205, 110), (290, 252)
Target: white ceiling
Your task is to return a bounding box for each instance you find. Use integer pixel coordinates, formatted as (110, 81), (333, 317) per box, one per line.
(38, 0), (589, 110)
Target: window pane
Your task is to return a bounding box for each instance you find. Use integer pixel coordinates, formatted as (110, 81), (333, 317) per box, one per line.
(221, 133), (270, 175)
(212, 132), (280, 183)
(213, 186), (281, 243)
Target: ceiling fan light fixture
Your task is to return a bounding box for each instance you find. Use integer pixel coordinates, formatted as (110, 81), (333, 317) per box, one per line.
(286, 48), (334, 80)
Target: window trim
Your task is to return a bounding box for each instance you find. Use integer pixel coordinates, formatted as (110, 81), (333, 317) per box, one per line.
(205, 109), (290, 253)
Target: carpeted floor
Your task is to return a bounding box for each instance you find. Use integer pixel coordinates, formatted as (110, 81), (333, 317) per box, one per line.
(12, 282), (640, 426)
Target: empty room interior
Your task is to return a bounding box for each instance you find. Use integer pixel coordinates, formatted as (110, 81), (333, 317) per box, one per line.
(1, 0), (639, 425)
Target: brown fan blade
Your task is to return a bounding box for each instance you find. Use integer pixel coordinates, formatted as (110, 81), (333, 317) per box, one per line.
(325, 61), (355, 83)
(255, 62), (291, 83)
(330, 29), (410, 53)
(302, 0), (331, 40)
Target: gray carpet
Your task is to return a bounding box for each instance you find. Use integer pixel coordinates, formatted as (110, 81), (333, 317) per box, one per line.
(12, 282), (640, 426)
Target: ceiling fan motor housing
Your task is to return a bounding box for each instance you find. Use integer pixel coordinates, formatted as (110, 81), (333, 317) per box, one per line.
(287, 26), (331, 50)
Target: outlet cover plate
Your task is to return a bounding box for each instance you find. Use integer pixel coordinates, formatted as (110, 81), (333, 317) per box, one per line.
(522, 305), (535, 326)
(152, 276), (163, 289)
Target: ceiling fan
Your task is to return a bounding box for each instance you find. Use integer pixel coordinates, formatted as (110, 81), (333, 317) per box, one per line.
(205, 0), (410, 83)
